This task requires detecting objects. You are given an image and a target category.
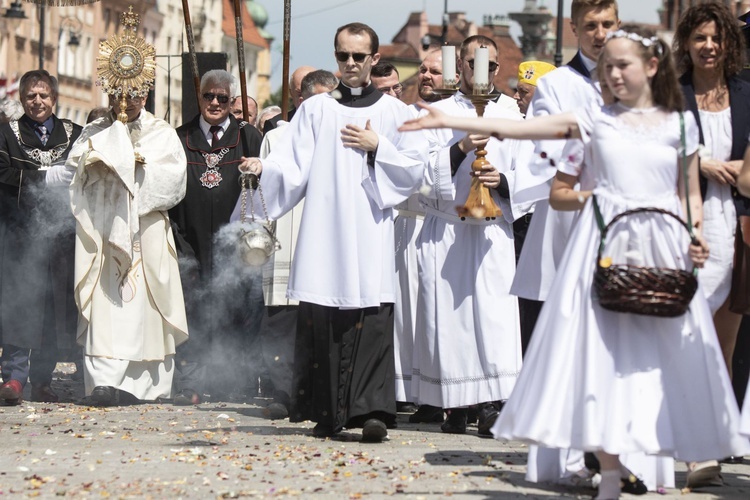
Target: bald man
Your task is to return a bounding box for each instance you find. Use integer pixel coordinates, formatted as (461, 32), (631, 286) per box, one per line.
(263, 66), (316, 134)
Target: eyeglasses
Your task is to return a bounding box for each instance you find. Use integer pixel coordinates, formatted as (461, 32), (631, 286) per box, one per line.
(467, 60), (499, 72)
(377, 83), (403, 95)
(202, 92), (230, 104)
(335, 51), (372, 63)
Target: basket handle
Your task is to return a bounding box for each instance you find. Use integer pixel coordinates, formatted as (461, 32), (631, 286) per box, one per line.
(593, 200), (696, 272)
(592, 112), (696, 269)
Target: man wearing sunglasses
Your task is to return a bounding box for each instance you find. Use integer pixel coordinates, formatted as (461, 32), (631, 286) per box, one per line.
(234, 22), (427, 443)
(410, 35), (525, 438)
(171, 69), (263, 405)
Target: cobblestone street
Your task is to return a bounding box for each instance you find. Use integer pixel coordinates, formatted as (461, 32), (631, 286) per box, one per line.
(1, 365), (749, 498)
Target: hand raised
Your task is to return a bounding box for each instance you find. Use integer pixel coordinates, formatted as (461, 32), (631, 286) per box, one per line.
(341, 119), (379, 152)
(399, 102), (448, 131)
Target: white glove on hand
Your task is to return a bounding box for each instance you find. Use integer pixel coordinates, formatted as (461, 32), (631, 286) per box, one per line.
(45, 163), (75, 186)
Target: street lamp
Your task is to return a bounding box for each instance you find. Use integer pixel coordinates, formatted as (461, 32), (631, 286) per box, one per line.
(60, 16), (83, 52)
(421, 0), (450, 49)
(2, 1), (27, 31)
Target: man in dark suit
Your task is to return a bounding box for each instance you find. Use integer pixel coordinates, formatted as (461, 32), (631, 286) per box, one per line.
(171, 69), (263, 404)
(0, 70), (81, 404)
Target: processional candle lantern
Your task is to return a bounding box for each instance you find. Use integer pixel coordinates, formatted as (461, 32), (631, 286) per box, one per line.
(457, 45), (502, 220)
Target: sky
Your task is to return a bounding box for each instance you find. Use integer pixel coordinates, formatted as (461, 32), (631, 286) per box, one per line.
(256, 0), (664, 89)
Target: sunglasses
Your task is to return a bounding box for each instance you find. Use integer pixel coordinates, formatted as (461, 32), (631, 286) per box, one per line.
(202, 92), (230, 104)
(335, 51), (371, 63)
(378, 83), (403, 94)
(467, 60), (499, 72)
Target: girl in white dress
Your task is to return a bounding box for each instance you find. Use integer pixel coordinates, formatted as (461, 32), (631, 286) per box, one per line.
(401, 27), (749, 500)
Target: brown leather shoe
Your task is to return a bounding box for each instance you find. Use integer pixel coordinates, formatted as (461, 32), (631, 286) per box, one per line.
(31, 384), (59, 403)
(0, 380), (24, 405)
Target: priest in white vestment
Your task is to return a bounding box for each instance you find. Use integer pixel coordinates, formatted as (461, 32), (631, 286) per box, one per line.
(411, 35), (525, 436)
(67, 95), (188, 405)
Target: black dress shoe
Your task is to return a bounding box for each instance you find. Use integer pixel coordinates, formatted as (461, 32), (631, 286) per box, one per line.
(312, 423), (335, 438)
(408, 404), (444, 423)
(31, 384), (59, 403)
(620, 472), (647, 495)
(173, 389), (202, 406)
(440, 408), (467, 434)
(721, 455), (744, 464)
(477, 402), (501, 436)
(91, 386), (117, 406)
(396, 401), (419, 413)
(361, 418), (388, 443)
(263, 402), (289, 420)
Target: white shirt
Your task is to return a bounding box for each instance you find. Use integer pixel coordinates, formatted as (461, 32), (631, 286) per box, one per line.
(198, 115), (230, 143)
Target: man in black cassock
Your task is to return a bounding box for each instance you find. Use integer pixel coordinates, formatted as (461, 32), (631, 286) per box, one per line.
(171, 69), (262, 404)
(235, 23), (426, 442)
(0, 70), (81, 405)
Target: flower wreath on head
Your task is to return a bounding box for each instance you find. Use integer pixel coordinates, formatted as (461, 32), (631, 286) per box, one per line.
(606, 29), (664, 56)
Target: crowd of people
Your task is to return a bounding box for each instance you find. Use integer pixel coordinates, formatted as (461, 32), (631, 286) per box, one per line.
(3, 0), (750, 498)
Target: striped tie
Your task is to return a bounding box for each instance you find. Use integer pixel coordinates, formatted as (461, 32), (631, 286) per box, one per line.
(38, 125), (48, 145)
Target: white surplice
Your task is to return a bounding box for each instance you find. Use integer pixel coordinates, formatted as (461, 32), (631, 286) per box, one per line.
(256, 121), (303, 307)
(410, 92), (524, 408)
(68, 112), (188, 400)
(511, 56), (602, 302)
(231, 92), (426, 308)
(393, 193), (424, 401)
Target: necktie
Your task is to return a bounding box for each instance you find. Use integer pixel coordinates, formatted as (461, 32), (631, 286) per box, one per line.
(209, 125), (222, 148)
(38, 125), (48, 146)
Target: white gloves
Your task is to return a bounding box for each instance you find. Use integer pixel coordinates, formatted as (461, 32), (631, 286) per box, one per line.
(45, 163), (75, 186)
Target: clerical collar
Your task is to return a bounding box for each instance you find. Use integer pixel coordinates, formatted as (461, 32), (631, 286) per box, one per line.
(199, 115), (230, 138)
(335, 82), (381, 108)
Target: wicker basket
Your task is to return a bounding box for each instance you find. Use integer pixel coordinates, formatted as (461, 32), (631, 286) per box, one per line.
(593, 206), (698, 318)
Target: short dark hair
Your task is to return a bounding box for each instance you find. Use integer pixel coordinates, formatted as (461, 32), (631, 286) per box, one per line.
(370, 62), (398, 79)
(301, 70), (338, 100)
(334, 22), (379, 54)
(459, 35), (497, 59)
(19, 70), (58, 99)
(86, 106), (110, 123)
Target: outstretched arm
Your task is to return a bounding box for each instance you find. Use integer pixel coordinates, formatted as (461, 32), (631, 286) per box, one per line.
(399, 102), (581, 141)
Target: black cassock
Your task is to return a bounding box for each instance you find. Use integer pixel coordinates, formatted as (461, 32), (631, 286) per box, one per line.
(0, 115), (81, 352)
(287, 83), (398, 432)
(171, 115), (262, 394)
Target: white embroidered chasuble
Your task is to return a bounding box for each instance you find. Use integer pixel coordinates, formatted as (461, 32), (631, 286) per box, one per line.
(68, 111), (188, 399)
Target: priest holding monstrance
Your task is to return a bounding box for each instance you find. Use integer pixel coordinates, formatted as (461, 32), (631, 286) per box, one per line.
(66, 7), (188, 406)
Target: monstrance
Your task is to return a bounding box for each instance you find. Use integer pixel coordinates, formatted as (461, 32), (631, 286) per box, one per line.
(95, 6), (156, 124)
